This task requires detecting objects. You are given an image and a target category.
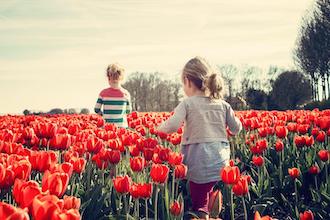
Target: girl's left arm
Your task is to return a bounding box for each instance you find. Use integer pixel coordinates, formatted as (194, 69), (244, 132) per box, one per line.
(158, 101), (186, 134)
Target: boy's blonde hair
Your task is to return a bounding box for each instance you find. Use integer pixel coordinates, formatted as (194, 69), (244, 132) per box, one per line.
(106, 63), (125, 80)
(183, 56), (223, 100)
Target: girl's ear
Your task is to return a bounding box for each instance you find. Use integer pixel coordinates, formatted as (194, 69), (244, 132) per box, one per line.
(187, 78), (192, 88)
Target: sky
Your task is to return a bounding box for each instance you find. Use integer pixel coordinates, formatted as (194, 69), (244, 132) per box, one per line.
(0, 0), (314, 114)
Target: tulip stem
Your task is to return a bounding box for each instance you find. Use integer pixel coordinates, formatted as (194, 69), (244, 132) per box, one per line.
(314, 176), (318, 190)
(137, 199), (140, 218)
(325, 163), (328, 191)
(230, 185), (234, 220)
(294, 179), (299, 218)
(257, 167), (262, 196)
(102, 170), (105, 186)
(154, 185), (159, 220)
(172, 170), (175, 200)
(71, 174), (76, 196)
(145, 198), (149, 220)
(242, 196), (247, 220)
(279, 151), (283, 185)
(175, 181), (179, 198)
(294, 179), (298, 204)
(123, 194), (129, 218)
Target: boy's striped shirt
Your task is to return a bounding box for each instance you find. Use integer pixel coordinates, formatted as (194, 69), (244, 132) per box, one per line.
(94, 87), (132, 128)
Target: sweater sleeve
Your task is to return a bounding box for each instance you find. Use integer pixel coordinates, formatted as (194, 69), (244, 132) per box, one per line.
(226, 104), (242, 135)
(126, 93), (132, 114)
(94, 93), (103, 115)
(158, 101), (186, 134)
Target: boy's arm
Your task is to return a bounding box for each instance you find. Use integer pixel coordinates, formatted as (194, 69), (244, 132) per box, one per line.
(226, 105), (242, 135)
(158, 101), (186, 134)
(126, 93), (132, 114)
(94, 95), (103, 115)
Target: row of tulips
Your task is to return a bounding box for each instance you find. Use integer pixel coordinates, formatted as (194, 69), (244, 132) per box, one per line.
(0, 109), (329, 219)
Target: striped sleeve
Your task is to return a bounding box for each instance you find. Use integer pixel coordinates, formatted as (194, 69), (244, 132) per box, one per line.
(126, 93), (132, 114)
(94, 95), (103, 114)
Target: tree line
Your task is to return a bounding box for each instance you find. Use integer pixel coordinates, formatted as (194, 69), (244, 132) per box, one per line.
(294, 0), (330, 101)
(122, 66), (312, 111)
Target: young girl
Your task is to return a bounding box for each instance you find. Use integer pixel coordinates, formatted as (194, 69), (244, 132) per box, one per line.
(94, 63), (132, 128)
(158, 57), (242, 219)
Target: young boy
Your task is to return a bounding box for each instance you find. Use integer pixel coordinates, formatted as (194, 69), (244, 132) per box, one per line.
(94, 63), (132, 128)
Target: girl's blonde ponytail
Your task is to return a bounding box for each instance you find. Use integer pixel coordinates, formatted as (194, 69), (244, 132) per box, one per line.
(206, 73), (223, 100)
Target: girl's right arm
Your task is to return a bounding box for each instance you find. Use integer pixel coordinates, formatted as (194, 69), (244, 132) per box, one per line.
(94, 94), (103, 115)
(157, 101), (186, 134)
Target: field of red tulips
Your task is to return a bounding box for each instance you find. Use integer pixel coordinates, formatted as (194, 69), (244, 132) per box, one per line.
(0, 110), (329, 220)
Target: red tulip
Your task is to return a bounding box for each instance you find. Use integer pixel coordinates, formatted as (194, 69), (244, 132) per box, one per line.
(170, 135), (181, 145)
(0, 163), (5, 185)
(305, 136), (314, 147)
(92, 153), (108, 169)
(69, 157), (86, 174)
(275, 126), (288, 138)
(220, 165), (240, 185)
(49, 134), (71, 150)
(316, 131), (326, 142)
(311, 127), (320, 137)
(309, 165), (319, 175)
(157, 131), (168, 139)
(105, 150), (121, 165)
(50, 162), (73, 178)
(130, 156), (146, 172)
(113, 175), (131, 194)
(232, 175), (250, 196)
(294, 136), (306, 148)
(150, 164), (169, 184)
(254, 211), (272, 220)
(257, 139), (268, 150)
(31, 194), (63, 220)
(208, 190), (222, 217)
(12, 159), (32, 181)
(316, 116), (330, 130)
(53, 208), (81, 220)
(68, 124), (80, 135)
(130, 182), (153, 199)
(318, 149), (329, 162)
(63, 195), (81, 210)
(86, 136), (104, 154)
(128, 145), (140, 157)
(42, 171), (70, 197)
(37, 122), (58, 139)
(22, 127), (35, 140)
(29, 151), (58, 172)
(288, 168), (300, 179)
(170, 200), (182, 216)
(229, 159), (235, 167)
(252, 156), (264, 167)
(174, 164), (187, 179)
(300, 210), (314, 220)
(0, 202), (30, 220)
(143, 148), (154, 161)
(13, 179), (42, 209)
(287, 122), (297, 132)
(0, 169), (15, 189)
(275, 140), (284, 152)
(168, 152), (183, 166)
(297, 124), (309, 134)
(158, 147), (170, 162)
(258, 127), (268, 138)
